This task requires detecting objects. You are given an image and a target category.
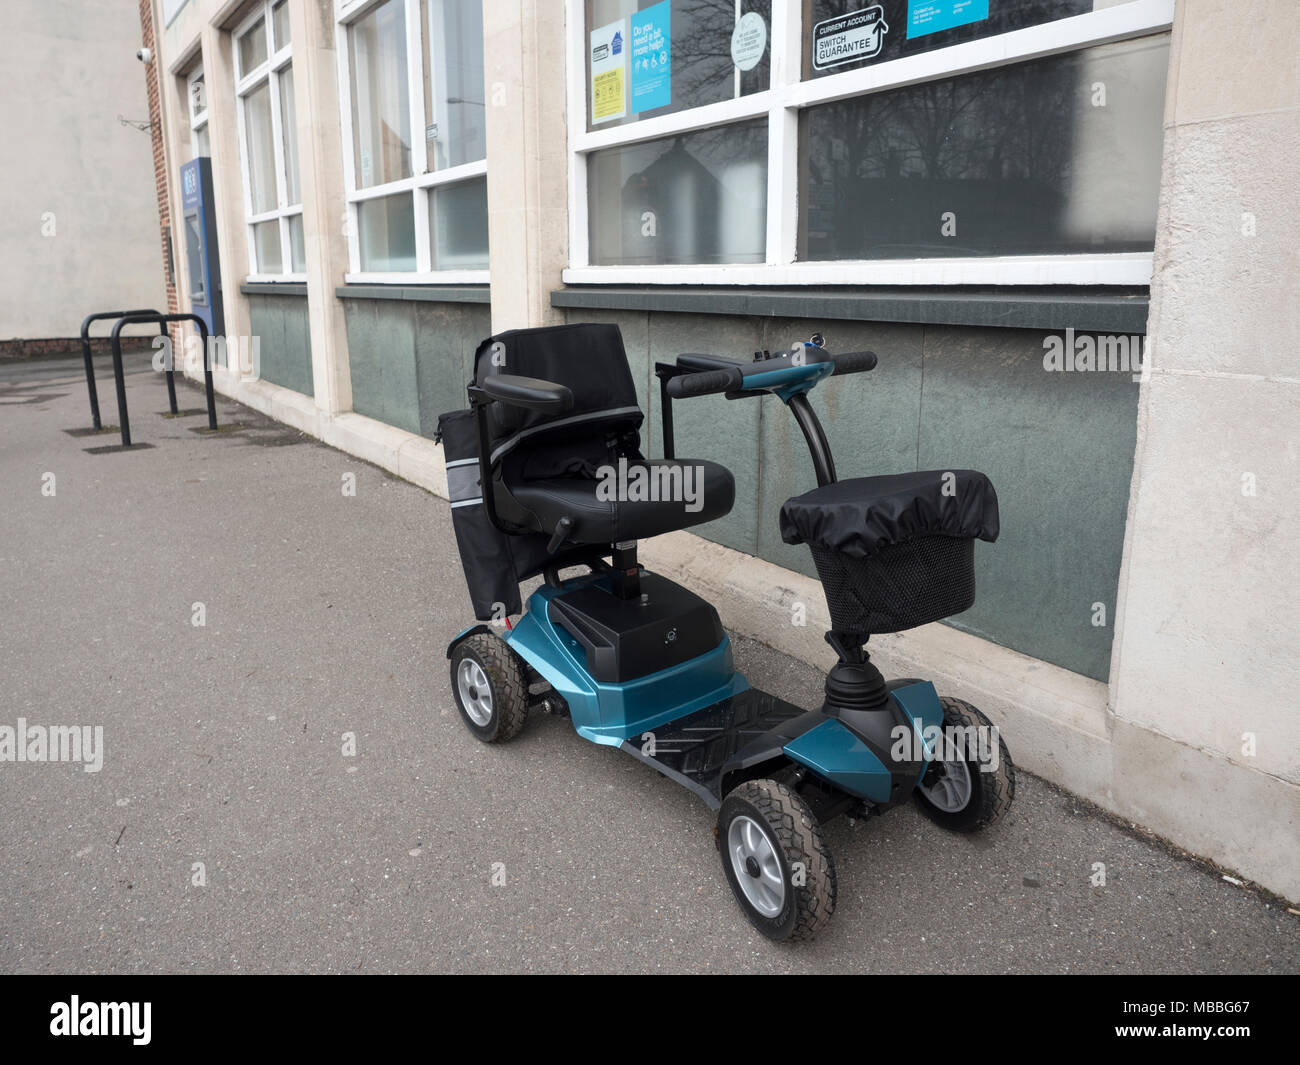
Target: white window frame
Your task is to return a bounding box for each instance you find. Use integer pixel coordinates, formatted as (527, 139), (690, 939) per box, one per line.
(564, 0), (1175, 287)
(187, 66), (209, 159)
(235, 0), (305, 282)
(335, 0), (490, 284)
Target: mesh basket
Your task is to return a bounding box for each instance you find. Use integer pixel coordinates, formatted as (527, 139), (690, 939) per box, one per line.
(809, 534), (976, 635)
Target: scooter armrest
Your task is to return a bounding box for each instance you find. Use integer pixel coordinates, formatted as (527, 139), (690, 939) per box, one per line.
(473, 374), (574, 413)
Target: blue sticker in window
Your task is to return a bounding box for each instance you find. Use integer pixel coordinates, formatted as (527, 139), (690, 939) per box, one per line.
(630, 1), (671, 114)
(907, 0), (989, 39)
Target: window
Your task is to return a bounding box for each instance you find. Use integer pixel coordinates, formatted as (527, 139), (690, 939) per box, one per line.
(337, 0), (490, 281)
(588, 121), (768, 266)
(567, 0), (1173, 286)
(584, 0), (772, 132)
(235, 0), (304, 279)
(799, 35), (1169, 261)
(187, 67), (209, 158)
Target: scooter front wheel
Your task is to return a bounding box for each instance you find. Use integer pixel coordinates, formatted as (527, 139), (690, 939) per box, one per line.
(449, 633), (529, 743)
(914, 696), (1015, 832)
(716, 778), (836, 943)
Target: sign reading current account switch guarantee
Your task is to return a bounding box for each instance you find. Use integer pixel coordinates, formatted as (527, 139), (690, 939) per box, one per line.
(812, 5), (890, 70)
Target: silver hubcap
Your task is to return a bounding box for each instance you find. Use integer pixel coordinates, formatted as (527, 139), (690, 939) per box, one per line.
(918, 754), (973, 813)
(456, 659), (493, 727)
(727, 815), (786, 918)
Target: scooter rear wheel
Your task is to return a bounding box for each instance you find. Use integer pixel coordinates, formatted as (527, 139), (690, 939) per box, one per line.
(449, 633), (529, 743)
(716, 778), (836, 942)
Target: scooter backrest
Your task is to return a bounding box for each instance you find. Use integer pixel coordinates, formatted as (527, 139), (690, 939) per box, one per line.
(473, 323), (644, 463)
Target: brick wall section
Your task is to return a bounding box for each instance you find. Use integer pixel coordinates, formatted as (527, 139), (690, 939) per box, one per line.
(138, 0), (182, 355)
(0, 338), (153, 360)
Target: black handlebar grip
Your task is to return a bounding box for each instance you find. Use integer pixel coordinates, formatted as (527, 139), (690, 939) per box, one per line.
(666, 366), (744, 399)
(830, 350), (878, 376)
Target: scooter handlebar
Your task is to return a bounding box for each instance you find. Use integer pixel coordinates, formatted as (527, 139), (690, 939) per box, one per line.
(829, 350), (878, 376)
(666, 365), (745, 399)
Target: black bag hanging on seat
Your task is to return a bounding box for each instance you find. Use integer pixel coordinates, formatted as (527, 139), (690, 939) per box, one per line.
(436, 409), (595, 621)
(436, 408), (524, 621)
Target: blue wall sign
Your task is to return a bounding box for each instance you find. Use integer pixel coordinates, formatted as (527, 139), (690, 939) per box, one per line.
(630, 1), (671, 114)
(907, 0), (989, 39)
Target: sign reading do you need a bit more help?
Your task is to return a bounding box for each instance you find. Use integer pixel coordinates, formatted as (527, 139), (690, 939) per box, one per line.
(630, 1), (671, 113)
(591, 1), (675, 123)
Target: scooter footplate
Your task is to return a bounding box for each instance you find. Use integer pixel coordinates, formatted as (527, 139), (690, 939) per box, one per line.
(618, 688), (815, 809)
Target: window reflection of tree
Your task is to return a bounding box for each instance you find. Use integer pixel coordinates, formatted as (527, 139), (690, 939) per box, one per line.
(804, 54), (1078, 259)
(667, 0), (771, 107)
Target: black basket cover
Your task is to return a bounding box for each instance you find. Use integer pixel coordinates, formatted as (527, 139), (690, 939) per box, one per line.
(779, 470), (999, 558)
(811, 537), (976, 634)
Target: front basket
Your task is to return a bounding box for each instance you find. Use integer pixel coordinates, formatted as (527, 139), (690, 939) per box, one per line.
(809, 534), (976, 635)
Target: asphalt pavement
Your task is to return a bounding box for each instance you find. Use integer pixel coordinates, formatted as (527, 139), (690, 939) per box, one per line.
(1, 354), (1296, 974)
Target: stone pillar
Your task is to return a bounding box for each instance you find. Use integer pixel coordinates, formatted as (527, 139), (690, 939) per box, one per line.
(198, 18), (252, 361)
(482, 0), (569, 333)
(1109, 0), (1300, 899)
(288, 0), (353, 414)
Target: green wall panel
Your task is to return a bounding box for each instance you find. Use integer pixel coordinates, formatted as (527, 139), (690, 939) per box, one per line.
(248, 294), (313, 397)
(343, 299), (420, 435)
(343, 297), (492, 439)
(413, 301), (492, 434)
(916, 326), (1139, 680)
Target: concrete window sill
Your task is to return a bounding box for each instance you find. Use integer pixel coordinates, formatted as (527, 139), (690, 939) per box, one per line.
(550, 286), (1151, 334)
(334, 284), (490, 305)
(241, 282), (309, 297)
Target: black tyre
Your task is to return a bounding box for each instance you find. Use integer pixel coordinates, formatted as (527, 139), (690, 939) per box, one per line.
(914, 696), (1015, 832)
(449, 633), (528, 743)
(716, 778), (836, 943)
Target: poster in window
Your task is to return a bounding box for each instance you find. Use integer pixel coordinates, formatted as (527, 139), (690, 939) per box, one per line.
(731, 11), (768, 72)
(630, 1), (671, 114)
(808, 1), (1092, 78)
(907, 0), (989, 38)
(591, 18), (627, 124)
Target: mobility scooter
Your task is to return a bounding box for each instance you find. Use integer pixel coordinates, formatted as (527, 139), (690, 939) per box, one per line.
(438, 323), (1013, 942)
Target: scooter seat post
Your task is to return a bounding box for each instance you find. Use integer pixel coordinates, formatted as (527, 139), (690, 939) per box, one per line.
(611, 540), (641, 599)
